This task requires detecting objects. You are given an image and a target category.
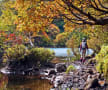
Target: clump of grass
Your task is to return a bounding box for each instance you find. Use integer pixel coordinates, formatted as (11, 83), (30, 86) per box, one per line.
(66, 65), (75, 74)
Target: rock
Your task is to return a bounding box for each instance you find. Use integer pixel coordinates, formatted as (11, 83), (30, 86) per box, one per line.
(98, 79), (105, 87)
(79, 84), (85, 89)
(53, 75), (64, 88)
(67, 82), (73, 88)
(80, 79), (85, 84)
(73, 83), (79, 88)
(97, 74), (106, 87)
(55, 63), (67, 73)
(73, 78), (79, 83)
(84, 74), (101, 90)
(90, 78), (100, 88)
(50, 58), (107, 90)
(49, 69), (56, 76)
(62, 84), (68, 88)
(74, 65), (80, 70)
(40, 69), (56, 76)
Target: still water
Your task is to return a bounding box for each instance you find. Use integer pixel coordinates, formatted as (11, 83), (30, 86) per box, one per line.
(49, 48), (94, 57)
(0, 73), (52, 90)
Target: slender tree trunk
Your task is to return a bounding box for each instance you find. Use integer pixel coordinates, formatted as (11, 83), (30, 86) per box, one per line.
(28, 32), (34, 47)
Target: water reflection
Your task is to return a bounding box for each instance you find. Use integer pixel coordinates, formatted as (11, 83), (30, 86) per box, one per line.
(0, 73), (52, 90)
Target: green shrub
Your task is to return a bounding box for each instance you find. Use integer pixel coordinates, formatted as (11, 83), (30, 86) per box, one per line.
(66, 48), (80, 63)
(71, 54), (81, 62)
(66, 65), (75, 74)
(3, 44), (29, 62)
(95, 45), (108, 77)
(3, 45), (55, 66)
(29, 48), (55, 64)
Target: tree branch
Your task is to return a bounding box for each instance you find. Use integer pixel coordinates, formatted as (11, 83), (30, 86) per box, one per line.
(89, 0), (108, 13)
(56, 1), (93, 24)
(96, 16), (108, 25)
(60, 13), (94, 25)
(98, 0), (108, 9)
(93, 0), (99, 8)
(62, 0), (98, 22)
(62, 15), (84, 25)
(56, 1), (89, 22)
(56, 0), (108, 25)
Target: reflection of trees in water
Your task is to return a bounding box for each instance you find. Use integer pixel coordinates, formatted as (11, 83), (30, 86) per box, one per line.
(0, 73), (8, 90)
(0, 75), (52, 90)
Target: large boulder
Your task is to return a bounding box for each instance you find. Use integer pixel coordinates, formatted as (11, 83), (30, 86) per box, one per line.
(55, 63), (67, 73)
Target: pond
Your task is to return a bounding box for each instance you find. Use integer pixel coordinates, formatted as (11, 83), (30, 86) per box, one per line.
(0, 73), (52, 90)
(49, 48), (94, 57)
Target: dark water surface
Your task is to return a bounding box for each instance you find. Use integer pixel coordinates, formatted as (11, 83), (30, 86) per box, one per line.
(0, 73), (52, 90)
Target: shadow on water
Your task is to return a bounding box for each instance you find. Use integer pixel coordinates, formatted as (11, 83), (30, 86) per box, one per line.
(0, 73), (52, 90)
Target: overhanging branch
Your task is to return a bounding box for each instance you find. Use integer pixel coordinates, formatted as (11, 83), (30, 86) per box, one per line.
(89, 0), (108, 13)
(98, 0), (108, 9)
(56, 0), (108, 25)
(62, 0), (98, 22)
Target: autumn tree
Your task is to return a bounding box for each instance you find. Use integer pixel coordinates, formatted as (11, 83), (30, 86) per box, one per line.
(83, 25), (108, 53)
(54, 32), (70, 47)
(0, 0), (17, 32)
(1, 0), (108, 49)
(12, 0), (61, 46)
(33, 24), (60, 47)
(0, 1), (21, 51)
(55, 0), (108, 25)
(15, 0), (58, 33)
